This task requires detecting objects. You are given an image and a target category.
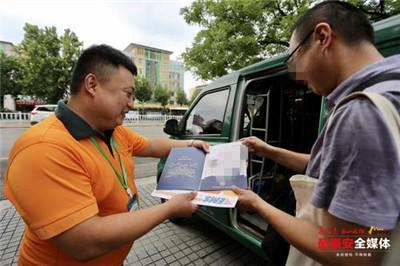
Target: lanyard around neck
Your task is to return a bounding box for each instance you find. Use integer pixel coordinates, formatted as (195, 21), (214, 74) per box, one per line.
(90, 136), (128, 190)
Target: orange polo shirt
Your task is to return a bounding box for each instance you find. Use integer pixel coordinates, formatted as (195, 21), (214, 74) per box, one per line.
(4, 101), (149, 265)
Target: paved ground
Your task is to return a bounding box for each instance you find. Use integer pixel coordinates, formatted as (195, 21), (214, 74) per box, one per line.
(0, 176), (268, 266)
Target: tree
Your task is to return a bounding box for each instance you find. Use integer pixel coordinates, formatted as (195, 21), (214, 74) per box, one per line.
(181, 0), (400, 80)
(0, 51), (23, 110)
(17, 23), (82, 103)
(153, 84), (170, 112)
(176, 88), (188, 106)
(181, 0), (312, 80)
(349, 0), (400, 22)
(134, 76), (151, 113)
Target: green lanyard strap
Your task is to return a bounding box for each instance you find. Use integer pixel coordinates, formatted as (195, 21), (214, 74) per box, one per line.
(90, 136), (128, 190)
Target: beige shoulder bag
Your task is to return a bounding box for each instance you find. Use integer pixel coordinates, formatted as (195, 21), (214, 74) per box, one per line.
(285, 92), (400, 266)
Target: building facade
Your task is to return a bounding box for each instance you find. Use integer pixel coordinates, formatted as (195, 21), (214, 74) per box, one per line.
(123, 43), (184, 103)
(1, 41), (16, 111)
(169, 60), (184, 98)
(188, 84), (207, 100)
(0, 40), (17, 56)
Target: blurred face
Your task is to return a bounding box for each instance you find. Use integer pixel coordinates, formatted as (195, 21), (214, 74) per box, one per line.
(286, 24), (337, 96)
(93, 66), (135, 130)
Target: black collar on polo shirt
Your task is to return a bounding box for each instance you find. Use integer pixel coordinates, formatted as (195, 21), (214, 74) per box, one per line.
(55, 100), (115, 155)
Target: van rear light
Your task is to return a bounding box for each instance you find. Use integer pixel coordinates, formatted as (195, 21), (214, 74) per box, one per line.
(31, 111), (38, 115)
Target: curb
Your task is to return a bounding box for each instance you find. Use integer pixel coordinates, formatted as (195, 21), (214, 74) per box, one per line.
(0, 123), (30, 128)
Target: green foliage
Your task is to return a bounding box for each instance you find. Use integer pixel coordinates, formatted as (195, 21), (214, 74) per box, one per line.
(135, 76), (152, 103)
(0, 51), (23, 109)
(16, 23), (82, 103)
(153, 83), (170, 109)
(181, 0), (313, 80)
(134, 76), (152, 114)
(181, 0), (400, 80)
(176, 88), (188, 106)
(348, 0), (400, 22)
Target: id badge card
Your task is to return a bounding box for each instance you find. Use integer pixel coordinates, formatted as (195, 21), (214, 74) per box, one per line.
(126, 187), (133, 198)
(127, 194), (140, 212)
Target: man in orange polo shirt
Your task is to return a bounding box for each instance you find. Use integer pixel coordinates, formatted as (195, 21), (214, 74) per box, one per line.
(4, 44), (209, 265)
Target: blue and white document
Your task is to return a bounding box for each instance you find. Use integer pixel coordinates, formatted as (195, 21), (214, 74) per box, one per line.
(152, 142), (248, 208)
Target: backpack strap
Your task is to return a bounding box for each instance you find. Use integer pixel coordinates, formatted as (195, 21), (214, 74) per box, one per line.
(350, 73), (400, 93)
(327, 92), (400, 157)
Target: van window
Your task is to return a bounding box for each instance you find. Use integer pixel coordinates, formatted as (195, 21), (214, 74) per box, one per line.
(185, 89), (229, 135)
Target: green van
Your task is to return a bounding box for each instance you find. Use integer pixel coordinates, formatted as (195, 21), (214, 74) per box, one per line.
(157, 14), (400, 264)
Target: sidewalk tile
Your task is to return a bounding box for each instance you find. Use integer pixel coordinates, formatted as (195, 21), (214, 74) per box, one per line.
(0, 178), (268, 265)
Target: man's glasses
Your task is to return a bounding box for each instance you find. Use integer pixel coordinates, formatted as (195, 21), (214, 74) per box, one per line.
(284, 29), (314, 65)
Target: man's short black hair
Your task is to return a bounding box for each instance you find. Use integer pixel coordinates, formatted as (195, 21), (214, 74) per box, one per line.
(293, 1), (374, 48)
(70, 44), (137, 95)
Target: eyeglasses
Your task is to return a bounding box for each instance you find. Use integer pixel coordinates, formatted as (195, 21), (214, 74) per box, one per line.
(284, 29), (315, 65)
